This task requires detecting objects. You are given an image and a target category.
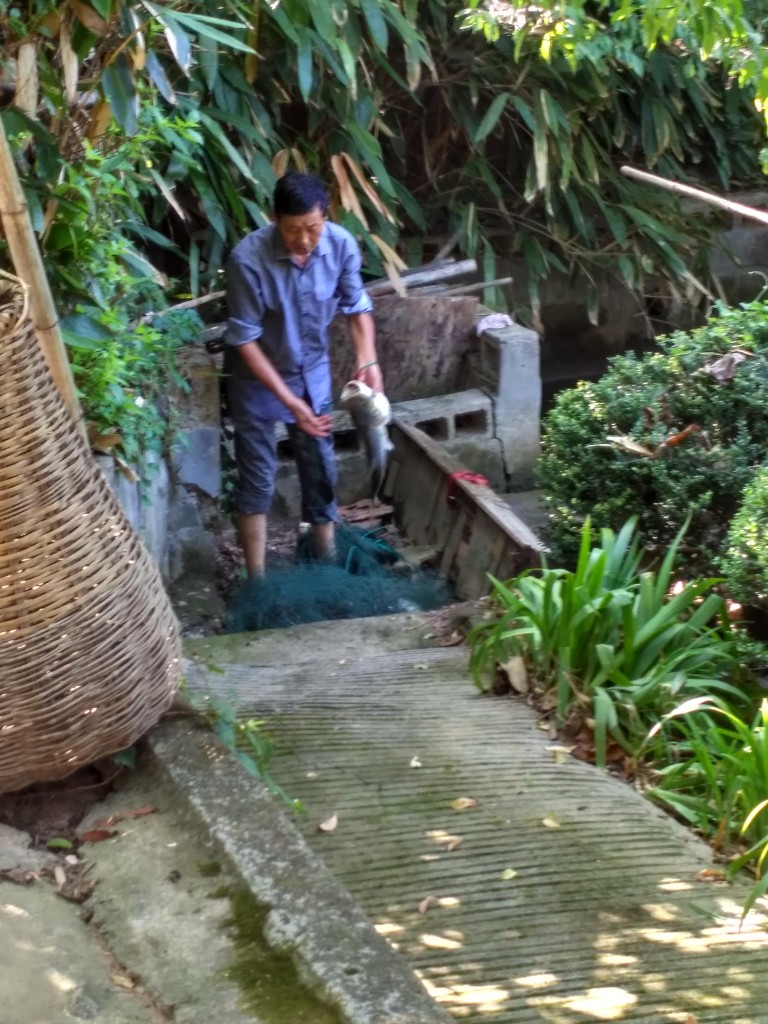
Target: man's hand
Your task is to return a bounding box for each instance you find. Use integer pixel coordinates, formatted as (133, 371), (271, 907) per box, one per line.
(353, 361), (384, 394)
(288, 396), (333, 438)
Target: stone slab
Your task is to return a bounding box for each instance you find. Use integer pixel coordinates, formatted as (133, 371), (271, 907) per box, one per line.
(0, 877), (155, 1024)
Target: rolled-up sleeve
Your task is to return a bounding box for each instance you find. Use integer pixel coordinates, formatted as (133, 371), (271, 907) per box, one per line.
(226, 253), (265, 346)
(336, 236), (374, 316)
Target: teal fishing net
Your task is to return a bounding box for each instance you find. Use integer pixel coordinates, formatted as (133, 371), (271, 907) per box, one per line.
(226, 524), (449, 632)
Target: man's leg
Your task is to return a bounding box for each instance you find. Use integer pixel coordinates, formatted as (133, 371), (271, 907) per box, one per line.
(238, 512), (267, 577)
(231, 415), (278, 577)
(287, 421), (339, 561)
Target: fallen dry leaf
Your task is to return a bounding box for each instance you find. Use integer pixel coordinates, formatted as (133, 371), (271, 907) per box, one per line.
(409, 756), (422, 769)
(450, 797), (478, 811)
(96, 807), (156, 828)
(317, 813), (339, 833)
(701, 351), (749, 383)
(54, 865), (67, 888)
(413, 662), (429, 671)
(500, 656), (528, 694)
(501, 867), (518, 880)
(541, 815), (561, 829)
(438, 631), (463, 647)
(111, 973), (135, 989)
(446, 836), (464, 852)
(79, 828), (118, 843)
(418, 895), (437, 915)
(0, 868), (37, 885)
(696, 868), (727, 883)
(546, 745), (574, 765)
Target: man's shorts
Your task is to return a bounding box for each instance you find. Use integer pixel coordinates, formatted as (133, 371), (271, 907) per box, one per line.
(231, 412), (338, 522)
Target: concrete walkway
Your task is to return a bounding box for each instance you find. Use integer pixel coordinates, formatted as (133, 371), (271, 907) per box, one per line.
(185, 613), (768, 1024)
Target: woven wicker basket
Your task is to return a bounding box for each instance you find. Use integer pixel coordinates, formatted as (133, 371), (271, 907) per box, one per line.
(0, 275), (181, 793)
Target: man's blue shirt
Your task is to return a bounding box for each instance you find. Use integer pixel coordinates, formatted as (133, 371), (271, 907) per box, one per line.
(225, 221), (373, 422)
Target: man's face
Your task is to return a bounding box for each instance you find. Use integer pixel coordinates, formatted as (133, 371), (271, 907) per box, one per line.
(276, 205), (326, 259)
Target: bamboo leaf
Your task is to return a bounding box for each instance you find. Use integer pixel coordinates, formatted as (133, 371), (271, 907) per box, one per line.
(297, 34), (314, 101)
(336, 37), (358, 99)
(62, 313), (114, 347)
(511, 94), (537, 133)
(370, 233), (408, 272)
(15, 41), (38, 119)
(192, 30), (217, 88)
(101, 54), (138, 136)
(331, 153), (369, 228)
(160, 16), (191, 73)
(405, 44), (422, 91)
(533, 124), (548, 192)
(148, 167), (186, 220)
(474, 92), (510, 144)
(199, 112), (257, 185)
(67, 0), (108, 36)
(60, 16), (79, 105)
(145, 50), (176, 104)
(341, 152), (396, 223)
(89, 0), (111, 18)
(360, 0), (388, 51)
(86, 98), (112, 140)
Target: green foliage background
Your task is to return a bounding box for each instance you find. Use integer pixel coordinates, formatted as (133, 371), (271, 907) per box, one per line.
(720, 464), (768, 618)
(2, 0), (768, 448)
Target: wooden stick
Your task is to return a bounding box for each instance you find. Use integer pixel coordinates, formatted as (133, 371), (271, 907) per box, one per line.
(367, 258), (478, 296)
(0, 116), (85, 435)
(142, 289), (225, 324)
(431, 225), (464, 265)
(620, 165), (768, 227)
(414, 276), (514, 297)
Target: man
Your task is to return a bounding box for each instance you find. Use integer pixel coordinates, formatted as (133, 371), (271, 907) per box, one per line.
(224, 171), (383, 576)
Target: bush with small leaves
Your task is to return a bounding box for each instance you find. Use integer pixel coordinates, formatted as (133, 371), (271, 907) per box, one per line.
(539, 301), (768, 572)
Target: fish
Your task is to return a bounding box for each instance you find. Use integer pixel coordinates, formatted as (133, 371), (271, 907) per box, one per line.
(339, 379), (394, 500)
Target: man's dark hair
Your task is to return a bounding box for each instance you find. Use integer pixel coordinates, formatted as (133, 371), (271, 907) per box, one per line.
(273, 171), (329, 217)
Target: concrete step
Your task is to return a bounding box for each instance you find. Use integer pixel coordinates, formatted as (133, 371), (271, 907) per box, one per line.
(185, 617), (768, 1024)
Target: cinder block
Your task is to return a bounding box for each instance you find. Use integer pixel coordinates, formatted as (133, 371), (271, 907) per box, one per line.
(467, 313), (541, 475)
(392, 390), (494, 443)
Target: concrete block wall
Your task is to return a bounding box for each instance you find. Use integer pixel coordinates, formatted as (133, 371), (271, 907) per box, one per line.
(466, 311), (541, 488)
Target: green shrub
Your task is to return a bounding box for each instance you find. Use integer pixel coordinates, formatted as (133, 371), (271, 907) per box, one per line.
(468, 517), (742, 766)
(648, 695), (768, 917)
(539, 301), (768, 571)
(719, 465), (768, 624)
(69, 309), (203, 466)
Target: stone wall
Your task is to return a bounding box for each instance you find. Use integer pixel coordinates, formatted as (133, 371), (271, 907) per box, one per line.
(95, 345), (222, 584)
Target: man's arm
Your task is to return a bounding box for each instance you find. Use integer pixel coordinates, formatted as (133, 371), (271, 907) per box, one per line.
(236, 340), (332, 438)
(347, 314), (383, 394)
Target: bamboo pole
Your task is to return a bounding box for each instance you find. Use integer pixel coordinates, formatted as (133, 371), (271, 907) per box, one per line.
(367, 257), (478, 296)
(621, 165), (768, 228)
(0, 114), (85, 436)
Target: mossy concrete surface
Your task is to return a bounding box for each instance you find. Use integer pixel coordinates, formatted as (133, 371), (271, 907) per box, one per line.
(181, 612), (768, 1024)
(147, 718), (454, 1024)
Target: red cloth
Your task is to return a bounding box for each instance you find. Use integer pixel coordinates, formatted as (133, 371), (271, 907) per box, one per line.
(446, 471), (489, 505)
